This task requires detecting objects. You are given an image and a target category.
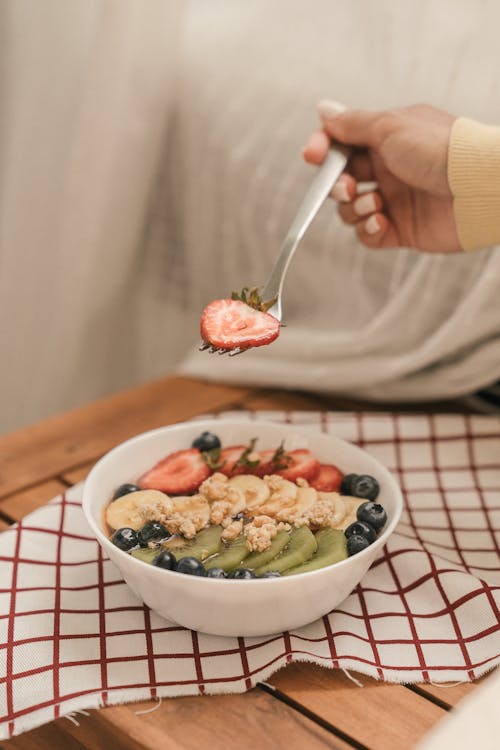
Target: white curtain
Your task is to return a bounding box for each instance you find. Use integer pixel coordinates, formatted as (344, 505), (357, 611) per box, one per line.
(175, 0), (500, 402)
(0, 0), (182, 432)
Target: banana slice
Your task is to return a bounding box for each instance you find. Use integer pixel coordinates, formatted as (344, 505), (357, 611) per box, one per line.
(295, 486), (318, 514)
(169, 494), (210, 531)
(228, 475), (270, 510)
(106, 489), (170, 531)
(273, 486), (317, 523)
(258, 476), (298, 517)
(335, 496), (364, 530)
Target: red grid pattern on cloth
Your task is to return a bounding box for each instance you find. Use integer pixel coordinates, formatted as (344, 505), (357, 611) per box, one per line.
(1, 411), (499, 739)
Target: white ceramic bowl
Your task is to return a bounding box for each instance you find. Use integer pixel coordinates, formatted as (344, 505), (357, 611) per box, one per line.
(82, 418), (402, 637)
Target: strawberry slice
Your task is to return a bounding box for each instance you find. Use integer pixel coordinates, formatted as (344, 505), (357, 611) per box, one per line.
(139, 448), (210, 495)
(200, 299), (280, 350)
(276, 449), (320, 482)
(309, 464), (344, 492)
(218, 445), (249, 477)
(254, 449), (278, 477)
(254, 448), (292, 477)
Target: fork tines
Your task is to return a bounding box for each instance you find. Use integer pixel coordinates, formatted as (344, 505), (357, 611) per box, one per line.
(198, 341), (246, 356)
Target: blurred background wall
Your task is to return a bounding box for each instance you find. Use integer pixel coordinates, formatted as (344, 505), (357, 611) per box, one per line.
(0, 0), (183, 432)
(2, 0), (500, 433)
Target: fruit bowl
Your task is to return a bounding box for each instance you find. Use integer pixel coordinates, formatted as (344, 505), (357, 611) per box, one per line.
(82, 418), (403, 637)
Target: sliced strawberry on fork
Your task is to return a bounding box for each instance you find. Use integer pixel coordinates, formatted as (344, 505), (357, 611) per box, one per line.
(139, 448), (211, 495)
(276, 449), (320, 482)
(200, 298), (280, 351)
(309, 464), (344, 492)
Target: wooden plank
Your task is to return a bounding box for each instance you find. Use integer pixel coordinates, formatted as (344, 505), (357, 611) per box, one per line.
(0, 480), (67, 522)
(411, 676), (485, 708)
(4, 692), (353, 750)
(0, 377), (254, 499)
(90, 692), (351, 750)
(3, 722), (88, 750)
(61, 462), (96, 486)
(267, 663), (446, 750)
(243, 390), (330, 412)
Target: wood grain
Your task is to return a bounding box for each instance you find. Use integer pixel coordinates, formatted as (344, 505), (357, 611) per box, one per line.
(0, 377), (253, 498)
(267, 663), (446, 750)
(60, 462), (96, 486)
(0, 480), (68, 522)
(95, 691), (352, 750)
(4, 692), (353, 750)
(410, 678), (482, 708)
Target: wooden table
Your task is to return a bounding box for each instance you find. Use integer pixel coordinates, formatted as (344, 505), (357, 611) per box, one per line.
(0, 375), (487, 750)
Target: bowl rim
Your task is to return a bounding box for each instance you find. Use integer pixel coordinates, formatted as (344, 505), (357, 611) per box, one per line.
(82, 417), (403, 584)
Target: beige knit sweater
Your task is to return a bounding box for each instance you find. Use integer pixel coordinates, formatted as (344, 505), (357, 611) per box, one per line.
(449, 117), (500, 251)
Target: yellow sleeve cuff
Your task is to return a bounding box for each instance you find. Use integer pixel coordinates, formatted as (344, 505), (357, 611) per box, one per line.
(448, 117), (500, 251)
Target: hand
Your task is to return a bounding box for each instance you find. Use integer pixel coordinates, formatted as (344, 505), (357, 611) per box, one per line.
(303, 101), (461, 253)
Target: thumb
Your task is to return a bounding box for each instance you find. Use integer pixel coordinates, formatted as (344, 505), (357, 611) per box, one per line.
(318, 100), (385, 148)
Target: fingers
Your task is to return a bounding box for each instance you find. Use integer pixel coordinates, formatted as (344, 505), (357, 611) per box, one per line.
(356, 213), (400, 249)
(303, 129), (330, 164)
(334, 187), (400, 249)
(318, 99), (387, 148)
(331, 173), (357, 202)
(337, 191), (383, 225)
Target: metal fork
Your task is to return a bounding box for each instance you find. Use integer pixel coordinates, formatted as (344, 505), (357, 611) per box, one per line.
(200, 143), (351, 356)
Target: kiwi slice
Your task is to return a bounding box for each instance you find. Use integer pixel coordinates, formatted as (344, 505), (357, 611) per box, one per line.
(244, 530), (291, 570)
(254, 526), (317, 576)
(164, 525), (223, 560)
(131, 547), (160, 565)
(284, 528), (348, 576)
(131, 525), (223, 565)
(204, 534), (250, 572)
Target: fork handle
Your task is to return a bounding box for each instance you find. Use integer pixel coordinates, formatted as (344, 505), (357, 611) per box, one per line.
(262, 143), (351, 307)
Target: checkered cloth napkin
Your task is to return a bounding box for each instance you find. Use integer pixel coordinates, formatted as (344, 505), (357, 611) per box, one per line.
(1, 411), (499, 739)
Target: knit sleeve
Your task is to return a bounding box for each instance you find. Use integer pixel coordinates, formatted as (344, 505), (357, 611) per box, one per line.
(448, 117), (500, 250)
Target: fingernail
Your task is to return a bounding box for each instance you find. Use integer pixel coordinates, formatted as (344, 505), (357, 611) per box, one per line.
(354, 194), (377, 216)
(331, 181), (350, 202)
(365, 214), (381, 235)
(317, 99), (347, 121)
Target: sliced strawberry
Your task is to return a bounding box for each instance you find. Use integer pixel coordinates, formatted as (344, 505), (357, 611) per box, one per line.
(276, 449), (320, 482)
(309, 464), (344, 492)
(253, 448), (292, 477)
(200, 299), (280, 350)
(218, 445), (249, 477)
(254, 449), (278, 477)
(139, 448), (210, 495)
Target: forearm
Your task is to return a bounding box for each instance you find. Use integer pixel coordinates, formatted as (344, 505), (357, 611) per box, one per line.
(448, 117), (500, 250)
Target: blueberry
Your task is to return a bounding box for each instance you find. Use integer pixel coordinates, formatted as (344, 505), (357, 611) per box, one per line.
(345, 521), (377, 544)
(229, 568), (256, 579)
(138, 521), (171, 547)
(340, 473), (358, 495)
(351, 475), (380, 501)
(111, 527), (139, 551)
(192, 431), (221, 452)
(232, 512), (245, 521)
(113, 483), (141, 500)
(347, 534), (371, 556)
(176, 556), (206, 576)
(260, 571), (281, 578)
(206, 567), (228, 578)
(153, 550), (177, 570)
(357, 501), (387, 530)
